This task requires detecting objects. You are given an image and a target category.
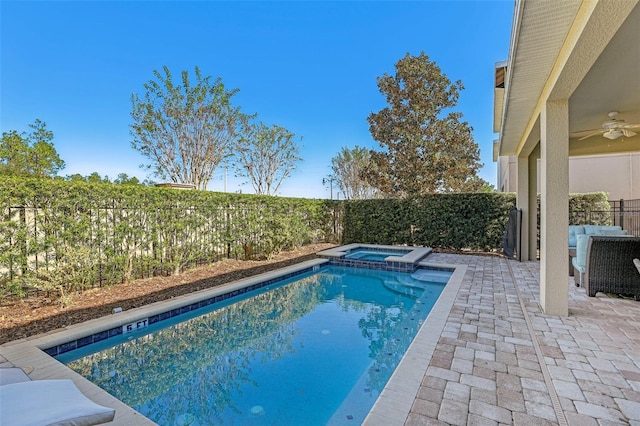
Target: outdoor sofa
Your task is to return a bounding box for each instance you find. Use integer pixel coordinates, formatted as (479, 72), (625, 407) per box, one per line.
(568, 225), (627, 276)
(0, 367), (115, 426)
(571, 235), (640, 300)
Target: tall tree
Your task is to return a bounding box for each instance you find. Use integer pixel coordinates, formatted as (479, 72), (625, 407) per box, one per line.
(459, 176), (495, 193)
(330, 146), (379, 200)
(365, 52), (483, 196)
(86, 172), (109, 184)
(235, 121), (302, 195)
(63, 172), (152, 186)
(113, 173), (141, 185)
(0, 119), (65, 177)
(130, 66), (246, 190)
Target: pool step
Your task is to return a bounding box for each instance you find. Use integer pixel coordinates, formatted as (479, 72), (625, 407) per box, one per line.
(410, 269), (452, 284)
(383, 280), (424, 297)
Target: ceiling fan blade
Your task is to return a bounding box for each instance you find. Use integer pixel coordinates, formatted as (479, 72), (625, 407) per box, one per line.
(621, 123), (640, 129)
(571, 128), (601, 137)
(577, 130), (604, 141)
(622, 129), (637, 138)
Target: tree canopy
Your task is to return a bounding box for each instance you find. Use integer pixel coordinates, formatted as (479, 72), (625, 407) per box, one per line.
(130, 66), (246, 190)
(0, 119), (65, 178)
(63, 172), (152, 186)
(365, 52), (484, 196)
(235, 121), (302, 195)
(330, 146), (379, 200)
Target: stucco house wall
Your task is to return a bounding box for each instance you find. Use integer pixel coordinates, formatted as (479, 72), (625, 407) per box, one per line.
(496, 152), (640, 200)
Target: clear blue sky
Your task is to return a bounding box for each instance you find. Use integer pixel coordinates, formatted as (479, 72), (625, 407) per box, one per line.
(1, 1), (514, 199)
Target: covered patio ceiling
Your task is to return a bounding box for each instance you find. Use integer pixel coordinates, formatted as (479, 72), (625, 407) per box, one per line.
(495, 0), (640, 317)
(498, 0), (640, 158)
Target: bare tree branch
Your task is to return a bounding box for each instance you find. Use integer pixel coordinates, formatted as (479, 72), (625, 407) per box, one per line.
(330, 146), (380, 200)
(235, 122), (302, 195)
(130, 66), (246, 190)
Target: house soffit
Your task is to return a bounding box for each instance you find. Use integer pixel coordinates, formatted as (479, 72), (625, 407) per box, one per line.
(499, 1), (581, 156)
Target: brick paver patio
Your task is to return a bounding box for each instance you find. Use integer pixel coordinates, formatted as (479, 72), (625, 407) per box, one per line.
(405, 253), (640, 426)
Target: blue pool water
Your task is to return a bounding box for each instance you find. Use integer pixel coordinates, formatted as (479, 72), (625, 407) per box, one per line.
(58, 265), (449, 425)
(344, 250), (409, 262)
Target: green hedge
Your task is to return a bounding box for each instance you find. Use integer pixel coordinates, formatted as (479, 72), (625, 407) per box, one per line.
(0, 177), (339, 299)
(343, 192), (613, 251)
(343, 193), (516, 250)
(0, 176), (614, 300)
(568, 192), (611, 225)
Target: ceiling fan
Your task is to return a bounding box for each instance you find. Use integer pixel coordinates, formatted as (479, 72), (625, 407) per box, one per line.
(571, 111), (640, 141)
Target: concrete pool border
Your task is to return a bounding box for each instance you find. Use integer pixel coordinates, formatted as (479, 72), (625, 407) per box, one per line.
(364, 260), (466, 425)
(318, 243), (434, 273)
(0, 256), (465, 425)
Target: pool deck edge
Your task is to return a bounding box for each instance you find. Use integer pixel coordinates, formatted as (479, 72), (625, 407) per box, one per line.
(363, 262), (467, 426)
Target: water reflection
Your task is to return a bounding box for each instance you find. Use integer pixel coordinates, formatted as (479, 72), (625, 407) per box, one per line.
(65, 267), (442, 425)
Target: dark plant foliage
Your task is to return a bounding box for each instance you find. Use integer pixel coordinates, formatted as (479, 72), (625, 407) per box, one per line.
(342, 193), (516, 250)
(343, 192), (612, 251)
(0, 177), (340, 298)
(0, 177), (611, 300)
(568, 192), (611, 225)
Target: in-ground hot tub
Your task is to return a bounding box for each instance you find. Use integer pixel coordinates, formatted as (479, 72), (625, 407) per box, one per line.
(317, 244), (432, 272)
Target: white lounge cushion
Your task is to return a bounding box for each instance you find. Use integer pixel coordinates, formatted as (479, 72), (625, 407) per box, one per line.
(0, 379), (115, 426)
(0, 367), (31, 386)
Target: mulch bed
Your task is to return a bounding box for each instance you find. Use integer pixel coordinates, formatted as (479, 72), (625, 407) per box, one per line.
(0, 243), (336, 345)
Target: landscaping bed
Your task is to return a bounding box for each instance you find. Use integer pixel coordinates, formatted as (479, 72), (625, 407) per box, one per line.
(0, 243), (336, 345)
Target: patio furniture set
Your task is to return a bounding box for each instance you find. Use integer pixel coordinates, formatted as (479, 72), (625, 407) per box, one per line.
(568, 225), (640, 300)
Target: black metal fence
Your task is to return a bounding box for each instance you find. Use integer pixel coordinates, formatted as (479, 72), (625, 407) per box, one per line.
(609, 199), (640, 237)
(527, 196), (639, 258)
(0, 186), (343, 299)
(569, 199), (640, 237)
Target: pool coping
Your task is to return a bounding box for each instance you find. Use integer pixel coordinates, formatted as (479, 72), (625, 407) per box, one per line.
(1, 257), (465, 425)
(317, 243), (433, 265)
(364, 260), (467, 425)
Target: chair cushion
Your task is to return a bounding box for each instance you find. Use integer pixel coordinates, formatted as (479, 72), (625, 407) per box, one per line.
(597, 229), (628, 236)
(0, 379), (115, 426)
(568, 225), (585, 248)
(572, 255), (585, 274)
(574, 234), (590, 270)
(583, 225), (622, 235)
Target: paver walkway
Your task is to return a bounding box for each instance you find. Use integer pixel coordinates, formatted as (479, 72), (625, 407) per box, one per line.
(407, 253), (640, 426)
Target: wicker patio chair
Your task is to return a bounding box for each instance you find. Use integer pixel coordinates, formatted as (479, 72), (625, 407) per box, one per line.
(584, 236), (640, 300)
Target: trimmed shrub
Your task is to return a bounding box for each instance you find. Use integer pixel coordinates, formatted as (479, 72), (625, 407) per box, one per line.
(343, 193), (516, 250)
(343, 192), (611, 251)
(0, 177), (337, 298)
(0, 175), (613, 300)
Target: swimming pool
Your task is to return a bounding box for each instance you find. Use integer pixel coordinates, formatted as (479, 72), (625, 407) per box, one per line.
(57, 265), (450, 425)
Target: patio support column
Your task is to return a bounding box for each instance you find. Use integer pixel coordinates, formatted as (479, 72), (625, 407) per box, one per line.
(529, 145), (539, 261)
(539, 100), (569, 316)
(516, 155), (530, 260)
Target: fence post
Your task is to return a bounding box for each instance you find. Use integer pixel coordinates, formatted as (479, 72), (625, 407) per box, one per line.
(619, 199), (625, 230)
